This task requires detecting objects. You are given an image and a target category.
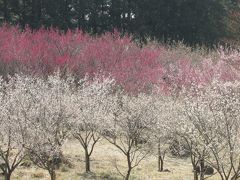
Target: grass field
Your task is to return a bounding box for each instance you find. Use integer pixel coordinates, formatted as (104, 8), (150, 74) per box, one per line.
(7, 140), (220, 180)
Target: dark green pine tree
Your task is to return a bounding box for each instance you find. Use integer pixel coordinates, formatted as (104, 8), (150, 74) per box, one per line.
(0, 0), (10, 22)
(109, 0), (123, 31)
(71, 0), (89, 31)
(43, 0), (73, 31)
(132, 0), (230, 45)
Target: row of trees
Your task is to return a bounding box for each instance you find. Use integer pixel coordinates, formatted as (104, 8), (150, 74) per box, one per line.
(1, 25), (240, 94)
(0, 0), (239, 45)
(0, 72), (239, 180)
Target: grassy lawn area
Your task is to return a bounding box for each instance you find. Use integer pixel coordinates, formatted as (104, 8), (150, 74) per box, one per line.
(9, 140), (220, 180)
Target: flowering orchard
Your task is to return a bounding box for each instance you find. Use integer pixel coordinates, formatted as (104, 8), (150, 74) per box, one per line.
(0, 25), (240, 180)
(0, 25), (240, 92)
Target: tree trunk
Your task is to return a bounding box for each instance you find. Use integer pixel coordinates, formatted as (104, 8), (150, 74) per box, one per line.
(125, 153), (132, 180)
(231, 173), (239, 180)
(125, 169), (131, 180)
(37, 0), (42, 23)
(158, 141), (164, 172)
(199, 159), (205, 180)
(193, 170), (198, 180)
(4, 171), (12, 180)
(85, 148), (91, 173)
(158, 155), (164, 172)
(49, 170), (56, 180)
(22, 0), (26, 27)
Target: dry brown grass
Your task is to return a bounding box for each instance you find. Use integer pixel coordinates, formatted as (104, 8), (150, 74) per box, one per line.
(6, 140), (221, 180)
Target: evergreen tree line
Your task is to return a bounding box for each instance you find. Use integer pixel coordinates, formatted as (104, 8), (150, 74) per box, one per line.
(0, 0), (239, 46)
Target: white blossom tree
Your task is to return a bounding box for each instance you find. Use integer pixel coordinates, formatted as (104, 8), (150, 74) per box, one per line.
(14, 72), (76, 180)
(181, 80), (240, 180)
(72, 76), (115, 173)
(0, 76), (28, 180)
(150, 94), (179, 172)
(102, 91), (156, 180)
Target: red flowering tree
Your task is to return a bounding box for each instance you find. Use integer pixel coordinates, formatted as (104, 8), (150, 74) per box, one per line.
(0, 24), (240, 94)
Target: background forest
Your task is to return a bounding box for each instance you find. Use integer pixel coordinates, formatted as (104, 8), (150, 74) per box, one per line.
(0, 0), (240, 46)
